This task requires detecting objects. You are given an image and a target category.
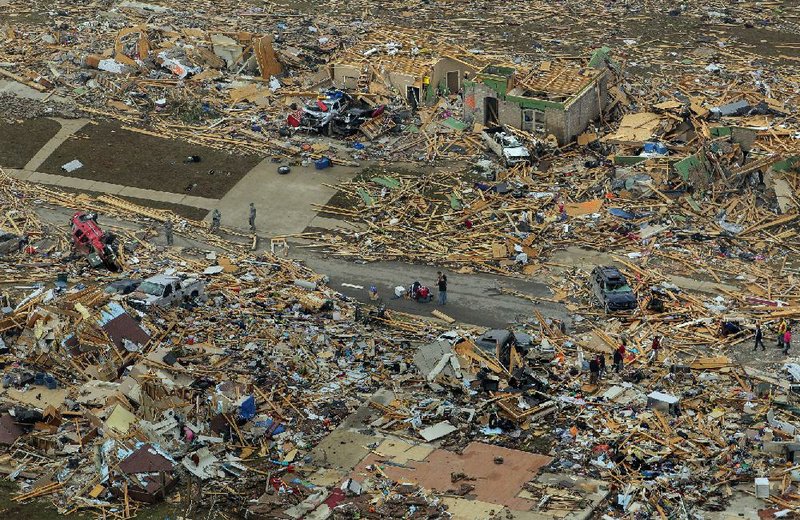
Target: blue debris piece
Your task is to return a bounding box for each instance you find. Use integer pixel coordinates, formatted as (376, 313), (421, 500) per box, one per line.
(238, 395), (256, 421)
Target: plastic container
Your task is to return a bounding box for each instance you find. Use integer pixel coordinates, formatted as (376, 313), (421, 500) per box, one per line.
(314, 157), (331, 170)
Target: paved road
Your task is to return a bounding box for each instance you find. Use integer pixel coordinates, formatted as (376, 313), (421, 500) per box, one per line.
(291, 246), (569, 329)
(32, 205), (567, 330)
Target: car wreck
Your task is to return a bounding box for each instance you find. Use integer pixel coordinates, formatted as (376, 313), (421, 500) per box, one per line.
(481, 126), (532, 166)
(69, 212), (121, 271)
(127, 273), (205, 309)
(286, 89), (385, 136)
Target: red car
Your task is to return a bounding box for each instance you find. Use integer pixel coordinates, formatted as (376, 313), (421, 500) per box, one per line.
(70, 212), (121, 271)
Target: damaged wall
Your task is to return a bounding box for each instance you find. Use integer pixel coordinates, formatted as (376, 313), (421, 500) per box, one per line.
(430, 57), (477, 96)
(463, 70), (607, 144)
(562, 70), (608, 144)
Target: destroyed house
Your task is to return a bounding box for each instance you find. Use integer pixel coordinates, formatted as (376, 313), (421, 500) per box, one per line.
(464, 58), (609, 145)
(330, 30), (484, 108)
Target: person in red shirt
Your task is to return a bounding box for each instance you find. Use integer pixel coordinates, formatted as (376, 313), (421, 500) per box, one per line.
(650, 336), (661, 364)
(614, 341), (626, 372)
(784, 328), (792, 355)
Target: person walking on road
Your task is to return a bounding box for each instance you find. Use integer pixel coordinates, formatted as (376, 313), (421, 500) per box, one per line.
(164, 219), (174, 246)
(248, 203), (256, 233)
(753, 323), (765, 351)
(210, 209), (221, 233)
(437, 272), (448, 305)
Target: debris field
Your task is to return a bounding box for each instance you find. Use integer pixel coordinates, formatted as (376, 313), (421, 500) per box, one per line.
(0, 0), (799, 519)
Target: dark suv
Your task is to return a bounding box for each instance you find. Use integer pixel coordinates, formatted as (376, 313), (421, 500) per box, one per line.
(589, 266), (637, 312)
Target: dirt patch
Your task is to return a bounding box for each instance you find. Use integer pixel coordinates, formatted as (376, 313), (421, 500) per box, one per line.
(38, 121), (263, 199)
(0, 118), (61, 168)
(57, 186), (210, 221)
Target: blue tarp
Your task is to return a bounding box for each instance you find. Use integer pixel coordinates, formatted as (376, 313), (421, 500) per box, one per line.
(96, 302), (126, 326)
(254, 417), (286, 436)
(608, 208), (650, 220)
(238, 395), (256, 420)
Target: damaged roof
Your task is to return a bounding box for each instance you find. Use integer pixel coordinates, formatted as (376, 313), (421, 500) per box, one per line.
(97, 302), (150, 350)
(118, 444), (175, 474)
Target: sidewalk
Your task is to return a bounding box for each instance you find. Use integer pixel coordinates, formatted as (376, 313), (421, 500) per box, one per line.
(4, 167), (219, 209)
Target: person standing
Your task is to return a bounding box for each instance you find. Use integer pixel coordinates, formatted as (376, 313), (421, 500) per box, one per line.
(650, 336), (662, 364)
(248, 203), (256, 233)
(210, 209), (221, 233)
(164, 219), (174, 246)
(614, 341), (626, 373)
(778, 319), (788, 349)
(589, 355), (600, 385)
(598, 354), (607, 379)
(613, 348), (623, 373)
(437, 271), (448, 305)
(753, 323), (765, 351)
(784, 327), (792, 355)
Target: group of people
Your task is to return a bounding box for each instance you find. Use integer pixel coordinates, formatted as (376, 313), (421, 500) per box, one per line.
(209, 205), (257, 233)
(162, 203), (258, 246)
(753, 320), (793, 355)
(405, 272), (449, 305)
(588, 336), (662, 385)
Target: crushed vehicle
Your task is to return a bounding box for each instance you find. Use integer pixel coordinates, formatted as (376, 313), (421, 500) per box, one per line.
(475, 329), (533, 370)
(104, 279), (141, 296)
(589, 266), (638, 312)
(128, 273), (205, 308)
(475, 329), (533, 353)
(481, 126), (531, 166)
(69, 212), (121, 271)
(287, 89), (385, 136)
(0, 229), (24, 255)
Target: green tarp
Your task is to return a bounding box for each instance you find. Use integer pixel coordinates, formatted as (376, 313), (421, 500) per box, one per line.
(442, 118), (468, 131)
(371, 176), (401, 189)
(357, 188), (374, 207)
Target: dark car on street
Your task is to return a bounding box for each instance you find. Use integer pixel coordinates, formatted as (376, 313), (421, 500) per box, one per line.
(589, 266), (637, 312)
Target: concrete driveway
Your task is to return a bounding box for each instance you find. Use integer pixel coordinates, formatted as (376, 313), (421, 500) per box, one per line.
(212, 158), (360, 235)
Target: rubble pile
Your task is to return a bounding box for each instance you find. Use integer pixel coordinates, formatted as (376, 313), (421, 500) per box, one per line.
(1, 167), (800, 518)
(2, 0), (800, 518)
(2, 0), (798, 167)
(0, 171), (457, 517)
(0, 1), (487, 164)
(305, 148), (798, 281)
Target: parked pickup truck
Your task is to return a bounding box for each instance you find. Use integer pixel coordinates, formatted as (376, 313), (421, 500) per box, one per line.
(128, 273), (205, 308)
(481, 126), (531, 166)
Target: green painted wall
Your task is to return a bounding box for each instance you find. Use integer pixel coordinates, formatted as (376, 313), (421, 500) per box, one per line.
(674, 153), (711, 181)
(479, 76), (508, 98)
(506, 95), (564, 111)
(710, 126), (732, 137)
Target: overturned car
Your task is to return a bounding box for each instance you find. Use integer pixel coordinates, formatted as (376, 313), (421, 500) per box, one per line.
(287, 89), (385, 136)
